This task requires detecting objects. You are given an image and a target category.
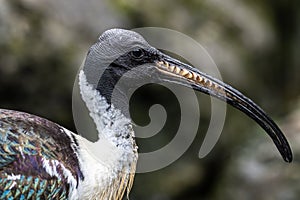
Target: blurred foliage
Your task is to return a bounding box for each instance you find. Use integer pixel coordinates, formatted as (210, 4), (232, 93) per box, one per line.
(0, 0), (299, 199)
(0, 0), (78, 129)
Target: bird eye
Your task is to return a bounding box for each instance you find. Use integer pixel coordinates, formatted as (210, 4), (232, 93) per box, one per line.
(130, 49), (144, 59)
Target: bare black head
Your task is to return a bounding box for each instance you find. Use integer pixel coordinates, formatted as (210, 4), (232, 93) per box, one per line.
(83, 29), (162, 107)
(82, 28), (293, 163)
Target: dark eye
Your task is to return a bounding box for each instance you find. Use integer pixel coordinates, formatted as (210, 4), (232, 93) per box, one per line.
(130, 49), (144, 59)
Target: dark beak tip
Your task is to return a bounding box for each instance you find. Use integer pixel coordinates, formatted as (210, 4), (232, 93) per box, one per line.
(280, 145), (293, 163)
(284, 151), (293, 163)
(284, 157), (293, 163)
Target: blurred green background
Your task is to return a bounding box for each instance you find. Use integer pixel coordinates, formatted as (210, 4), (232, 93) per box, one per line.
(0, 0), (299, 199)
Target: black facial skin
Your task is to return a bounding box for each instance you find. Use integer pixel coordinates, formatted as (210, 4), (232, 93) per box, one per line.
(96, 48), (161, 105)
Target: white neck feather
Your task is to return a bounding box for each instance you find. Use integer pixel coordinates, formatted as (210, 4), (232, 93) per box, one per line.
(78, 70), (136, 150)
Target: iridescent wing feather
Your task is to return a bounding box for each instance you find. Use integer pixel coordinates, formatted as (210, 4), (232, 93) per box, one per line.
(0, 109), (83, 199)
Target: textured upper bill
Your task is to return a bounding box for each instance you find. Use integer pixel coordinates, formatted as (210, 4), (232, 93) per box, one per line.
(155, 56), (293, 163)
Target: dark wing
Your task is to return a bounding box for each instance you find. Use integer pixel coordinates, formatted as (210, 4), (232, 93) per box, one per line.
(0, 109), (84, 199)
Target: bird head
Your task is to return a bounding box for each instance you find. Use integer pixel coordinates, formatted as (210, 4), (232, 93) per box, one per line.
(82, 28), (292, 163)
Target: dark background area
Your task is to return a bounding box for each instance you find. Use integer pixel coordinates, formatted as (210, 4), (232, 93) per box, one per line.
(0, 0), (299, 199)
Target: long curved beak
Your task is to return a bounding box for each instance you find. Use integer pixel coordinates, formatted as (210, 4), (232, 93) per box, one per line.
(155, 54), (293, 163)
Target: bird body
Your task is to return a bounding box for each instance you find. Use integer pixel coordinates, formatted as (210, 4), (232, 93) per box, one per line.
(0, 68), (137, 199)
(0, 28), (292, 199)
